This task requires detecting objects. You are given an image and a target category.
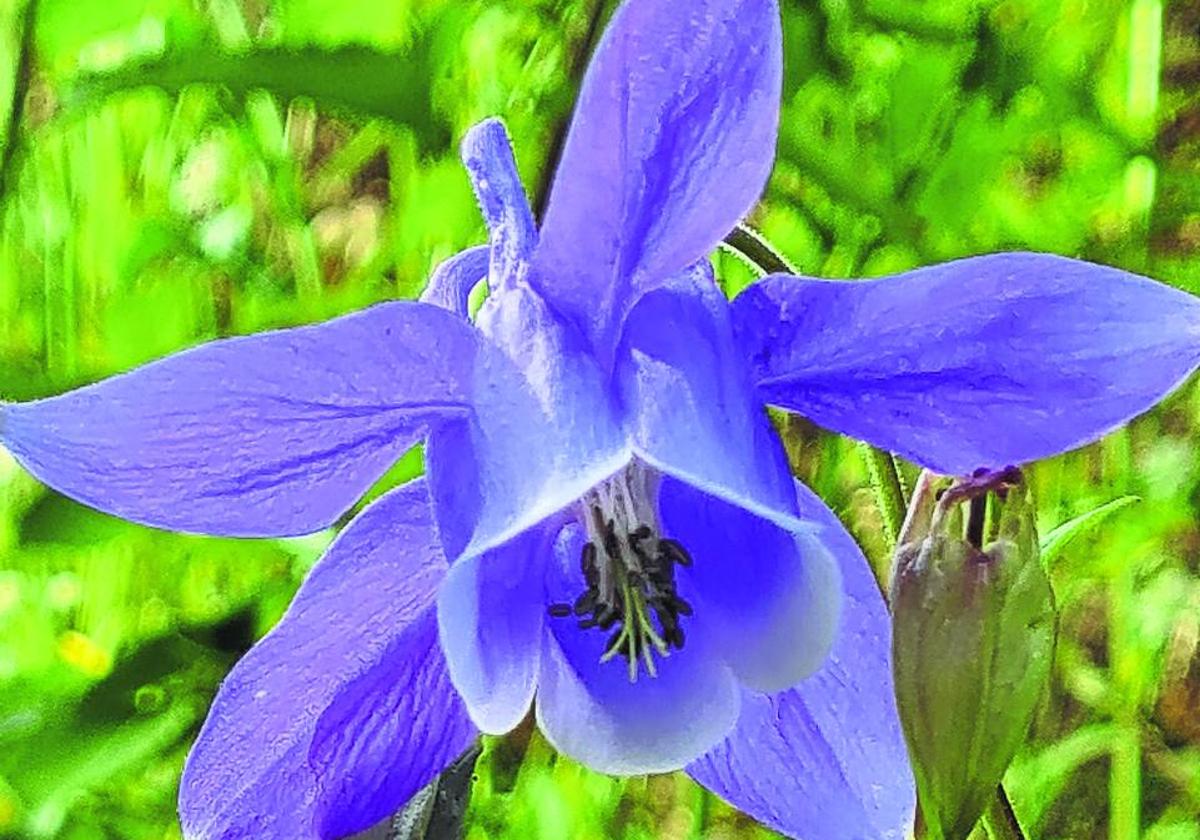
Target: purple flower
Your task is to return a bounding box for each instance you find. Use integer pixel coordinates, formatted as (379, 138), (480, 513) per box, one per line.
(3, 0), (1199, 837)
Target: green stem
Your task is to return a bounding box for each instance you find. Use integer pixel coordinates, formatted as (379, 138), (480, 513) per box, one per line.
(1109, 558), (1142, 840)
(722, 223), (796, 275)
(859, 442), (906, 553)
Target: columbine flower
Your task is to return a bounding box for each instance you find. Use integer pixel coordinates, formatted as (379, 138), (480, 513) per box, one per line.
(3, 0), (1199, 838)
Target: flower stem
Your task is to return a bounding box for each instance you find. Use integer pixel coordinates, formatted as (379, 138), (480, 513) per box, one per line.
(722, 224), (796, 275)
(859, 442), (906, 554)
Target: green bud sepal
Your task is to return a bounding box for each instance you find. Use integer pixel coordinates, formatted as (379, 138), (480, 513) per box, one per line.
(891, 468), (1056, 840)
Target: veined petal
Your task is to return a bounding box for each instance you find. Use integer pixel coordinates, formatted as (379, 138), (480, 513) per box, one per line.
(310, 619), (472, 839)
(179, 480), (477, 840)
(419, 245), (490, 317)
(534, 0), (783, 353)
(1, 302), (478, 537)
(687, 481), (914, 840)
(659, 476), (841, 693)
(430, 284), (628, 560)
(436, 520), (557, 735)
(733, 253), (1200, 474)
(535, 523), (740, 776)
(616, 267), (804, 531)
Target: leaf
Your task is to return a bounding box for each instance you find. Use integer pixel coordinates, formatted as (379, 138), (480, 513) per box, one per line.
(59, 43), (450, 152)
(1039, 495), (1140, 567)
(1003, 724), (1119, 829)
(0, 614), (263, 837)
(14, 705), (195, 838)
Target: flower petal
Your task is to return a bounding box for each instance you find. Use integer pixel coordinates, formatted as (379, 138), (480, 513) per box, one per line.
(436, 519), (557, 735)
(1, 302), (479, 536)
(179, 480), (477, 840)
(658, 476), (841, 693)
(535, 523), (740, 776)
(419, 245), (489, 317)
(431, 285), (629, 560)
(687, 481), (914, 840)
(615, 268), (804, 531)
(309, 617), (474, 839)
(533, 0), (783, 353)
(733, 253), (1200, 474)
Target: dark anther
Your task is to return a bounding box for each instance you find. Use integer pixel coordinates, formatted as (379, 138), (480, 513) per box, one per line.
(602, 518), (620, 559)
(597, 606), (620, 630)
(573, 591), (597, 616)
(630, 537), (653, 565)
(580, 542), (598, 581)
(568, 519), (698, 667)
(548, 603), (572, 618)
(647, 566), (675, 588)
(629, 525), (653, 554)
(658, 538), (693, 567)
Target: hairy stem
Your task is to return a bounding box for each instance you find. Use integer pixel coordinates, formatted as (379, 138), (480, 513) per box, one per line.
(722, 223), (796, 275)
(860, 443), (907, 556)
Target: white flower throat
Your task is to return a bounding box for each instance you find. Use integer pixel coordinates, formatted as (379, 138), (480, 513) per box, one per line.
(547, 462), (694, 682)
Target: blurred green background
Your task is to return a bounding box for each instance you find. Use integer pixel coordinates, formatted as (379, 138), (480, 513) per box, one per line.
(0, 0), (1197, 837)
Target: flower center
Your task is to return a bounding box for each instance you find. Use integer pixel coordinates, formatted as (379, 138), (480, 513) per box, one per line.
(547, 463), (694, 682)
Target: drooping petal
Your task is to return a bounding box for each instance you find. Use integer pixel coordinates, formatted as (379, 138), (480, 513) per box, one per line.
(179, 480), (477, 840)
(615, 267), (804, 531)
(535, 523), (740, 776)
(309, 618), (473, 839)
(461, 119), (537, 291)
(688, 481), (914, 840)
(436, 519), (558, 734)
(419, 245), (489, 317)
(658, 476), (841, 693)
(1, 302), (478, 536)
(431, 284), (629, 560)
(733, 253), (1200, 474)
(534, 0), (783, 353)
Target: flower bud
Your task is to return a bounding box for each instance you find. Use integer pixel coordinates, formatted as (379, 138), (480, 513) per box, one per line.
(890, 468), (1055, 840)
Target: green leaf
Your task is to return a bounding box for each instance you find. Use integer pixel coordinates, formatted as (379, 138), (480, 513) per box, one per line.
(60, 43), (450, 152)
(1004, 724), (1119, 829)
(1040, 495), (1140, 567)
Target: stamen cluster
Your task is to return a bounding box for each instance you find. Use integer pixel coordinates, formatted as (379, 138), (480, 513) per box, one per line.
(549, 509), (694, 682)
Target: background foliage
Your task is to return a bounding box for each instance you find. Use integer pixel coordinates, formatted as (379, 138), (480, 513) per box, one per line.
(0, 0), (1197, 837)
